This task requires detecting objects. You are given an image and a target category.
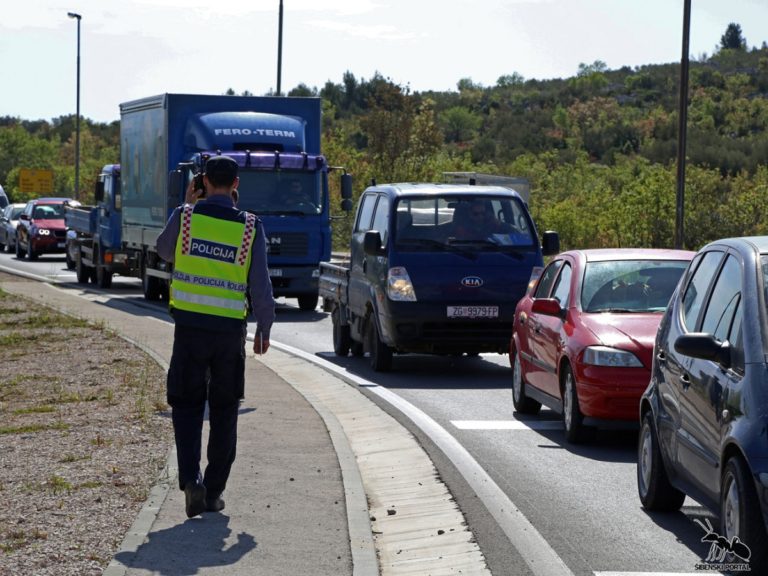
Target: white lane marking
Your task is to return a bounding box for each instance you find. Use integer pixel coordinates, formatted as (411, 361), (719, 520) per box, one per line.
(452, 420), (563, 430)
(271, 341), (575, 576)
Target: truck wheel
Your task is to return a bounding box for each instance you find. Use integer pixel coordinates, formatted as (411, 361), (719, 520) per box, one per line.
(26, 243), (37, 261)
(297, 294), (318, 311)
(75, 253), (90, 284)
(65, 243), (76, 270)
(96, 264), (113, 288)
(94, 246), (113, 288)
(366, 319), (392, 372)
(142, 266), (162, 301)
(332, 307), (351, 356)
(351, 341), (364, 357)
(15, 238), (25, 259)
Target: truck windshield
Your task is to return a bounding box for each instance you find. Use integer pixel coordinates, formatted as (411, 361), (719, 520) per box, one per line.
(394, 196), (536, 252)
(234, 171), (322, 215)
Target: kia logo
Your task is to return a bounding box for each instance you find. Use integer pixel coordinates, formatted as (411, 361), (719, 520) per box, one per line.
(461, 276), (483, 288)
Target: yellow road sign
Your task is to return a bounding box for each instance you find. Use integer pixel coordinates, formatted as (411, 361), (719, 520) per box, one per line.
(19, 168), (54, 194)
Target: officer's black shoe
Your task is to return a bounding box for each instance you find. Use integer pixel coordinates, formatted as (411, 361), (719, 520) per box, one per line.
(205, 495), (225, 513)
(184, 481), (207, 518)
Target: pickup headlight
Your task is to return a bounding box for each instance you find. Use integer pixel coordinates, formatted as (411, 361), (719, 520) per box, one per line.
(387, 267), (417, 301)
(37, 228), (51, 236)
(583, 346), (642, 368)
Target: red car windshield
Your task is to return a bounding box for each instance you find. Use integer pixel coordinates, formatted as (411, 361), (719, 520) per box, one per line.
(33, 204), (65, 219)
(582, 260), (689, 313)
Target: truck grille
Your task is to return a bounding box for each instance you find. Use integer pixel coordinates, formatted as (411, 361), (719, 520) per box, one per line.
(266, 233), (308, 257)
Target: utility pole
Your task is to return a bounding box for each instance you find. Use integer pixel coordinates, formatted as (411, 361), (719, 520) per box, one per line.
(277, 0), (283, 96)
(67, 12), (82, 200)
(675, 0), (691, 249)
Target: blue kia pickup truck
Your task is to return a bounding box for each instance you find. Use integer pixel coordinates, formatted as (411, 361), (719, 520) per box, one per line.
(319, 182), (559, 371)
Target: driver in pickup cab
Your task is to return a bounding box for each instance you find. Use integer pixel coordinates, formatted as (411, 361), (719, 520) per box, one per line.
(452, 200), (507, 239)
(156, 155), (275, 518)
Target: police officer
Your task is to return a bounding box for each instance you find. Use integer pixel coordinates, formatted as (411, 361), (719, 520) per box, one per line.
(157, 155), (275, 518)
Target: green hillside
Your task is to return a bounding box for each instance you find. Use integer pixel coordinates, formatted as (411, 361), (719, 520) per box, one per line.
(2, 24), (767, 252)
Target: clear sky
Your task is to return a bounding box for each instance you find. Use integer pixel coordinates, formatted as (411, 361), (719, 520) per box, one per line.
(3, 0), (767, 123)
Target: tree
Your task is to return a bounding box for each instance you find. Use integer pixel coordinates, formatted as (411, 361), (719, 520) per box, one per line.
(439, 106), (482, 143)
(496, 73), (524, 88)
(720, 23), (746, 51)
(288, 83), (316, 97)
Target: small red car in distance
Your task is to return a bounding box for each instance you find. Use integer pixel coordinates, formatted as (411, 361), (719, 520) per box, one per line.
(15, 197), (77, 261)
(510, 248), (695, 442)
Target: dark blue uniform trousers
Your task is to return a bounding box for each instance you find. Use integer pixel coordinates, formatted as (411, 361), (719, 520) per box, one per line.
(167, 324), (246, 497)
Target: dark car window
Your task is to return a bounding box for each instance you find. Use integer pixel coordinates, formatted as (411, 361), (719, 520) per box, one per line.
(534, 259), (563, 298)
(355, 194), (378, 233)
(682, 250), (725, 331)
(551, 263), (572, 306)
(702, 255), (742, 338)
(371, 196), (390, 244)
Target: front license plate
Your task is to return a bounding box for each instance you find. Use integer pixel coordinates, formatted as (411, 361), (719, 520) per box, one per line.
(268, 269), (283, 277)
(57, 242), (66, 249)
(447, 305), (499, 319)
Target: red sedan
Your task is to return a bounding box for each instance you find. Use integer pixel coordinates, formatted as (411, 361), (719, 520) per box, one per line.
(510, 248), (694, 442)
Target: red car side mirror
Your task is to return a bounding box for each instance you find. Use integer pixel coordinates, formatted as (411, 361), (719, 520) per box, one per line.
(531, 298), (564, 318)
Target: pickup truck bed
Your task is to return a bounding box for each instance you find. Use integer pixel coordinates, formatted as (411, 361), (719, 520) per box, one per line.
(319, 261), (349, 309)
(64, 205), (95, 235)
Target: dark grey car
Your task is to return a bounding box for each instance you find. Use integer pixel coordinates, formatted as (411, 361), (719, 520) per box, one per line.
(0, 203), (25, 252)
(637, 236), (768, 571)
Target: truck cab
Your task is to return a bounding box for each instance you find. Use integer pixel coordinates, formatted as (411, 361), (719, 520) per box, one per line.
(172, 146), (337, 311)
(324, 182), (559, 371)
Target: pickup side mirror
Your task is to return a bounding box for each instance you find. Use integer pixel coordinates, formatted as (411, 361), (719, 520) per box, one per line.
(674, 333), (731, 369)
(95, 181), (105, 203)
(542, 230), (560, 256)
(340, 173), (353, 212)
(363, 230), (385, 256)
(531, 297), (565, 318)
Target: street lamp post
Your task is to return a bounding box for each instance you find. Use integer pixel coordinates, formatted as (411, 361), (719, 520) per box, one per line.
(277, 0), (283, 96)
(674, 0), (691, 249)
(67, 12), (81, 200)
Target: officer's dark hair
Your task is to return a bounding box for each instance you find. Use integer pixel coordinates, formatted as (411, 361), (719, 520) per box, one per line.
(205, 156), (239, 188)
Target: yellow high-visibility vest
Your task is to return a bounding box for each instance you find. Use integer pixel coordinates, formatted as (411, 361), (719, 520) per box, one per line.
(170, 204), (257, 319)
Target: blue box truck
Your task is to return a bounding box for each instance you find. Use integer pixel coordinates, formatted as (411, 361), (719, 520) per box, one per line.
(65, 93), (352, 307)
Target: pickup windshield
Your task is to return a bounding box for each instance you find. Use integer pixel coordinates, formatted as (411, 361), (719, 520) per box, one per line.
(394, 195), (535, 253)
(227, 171), (323, 215)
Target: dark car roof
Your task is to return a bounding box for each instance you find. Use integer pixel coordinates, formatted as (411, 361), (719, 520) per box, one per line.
(703, 236), (768, 255)
(559, 248), (696, 262)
